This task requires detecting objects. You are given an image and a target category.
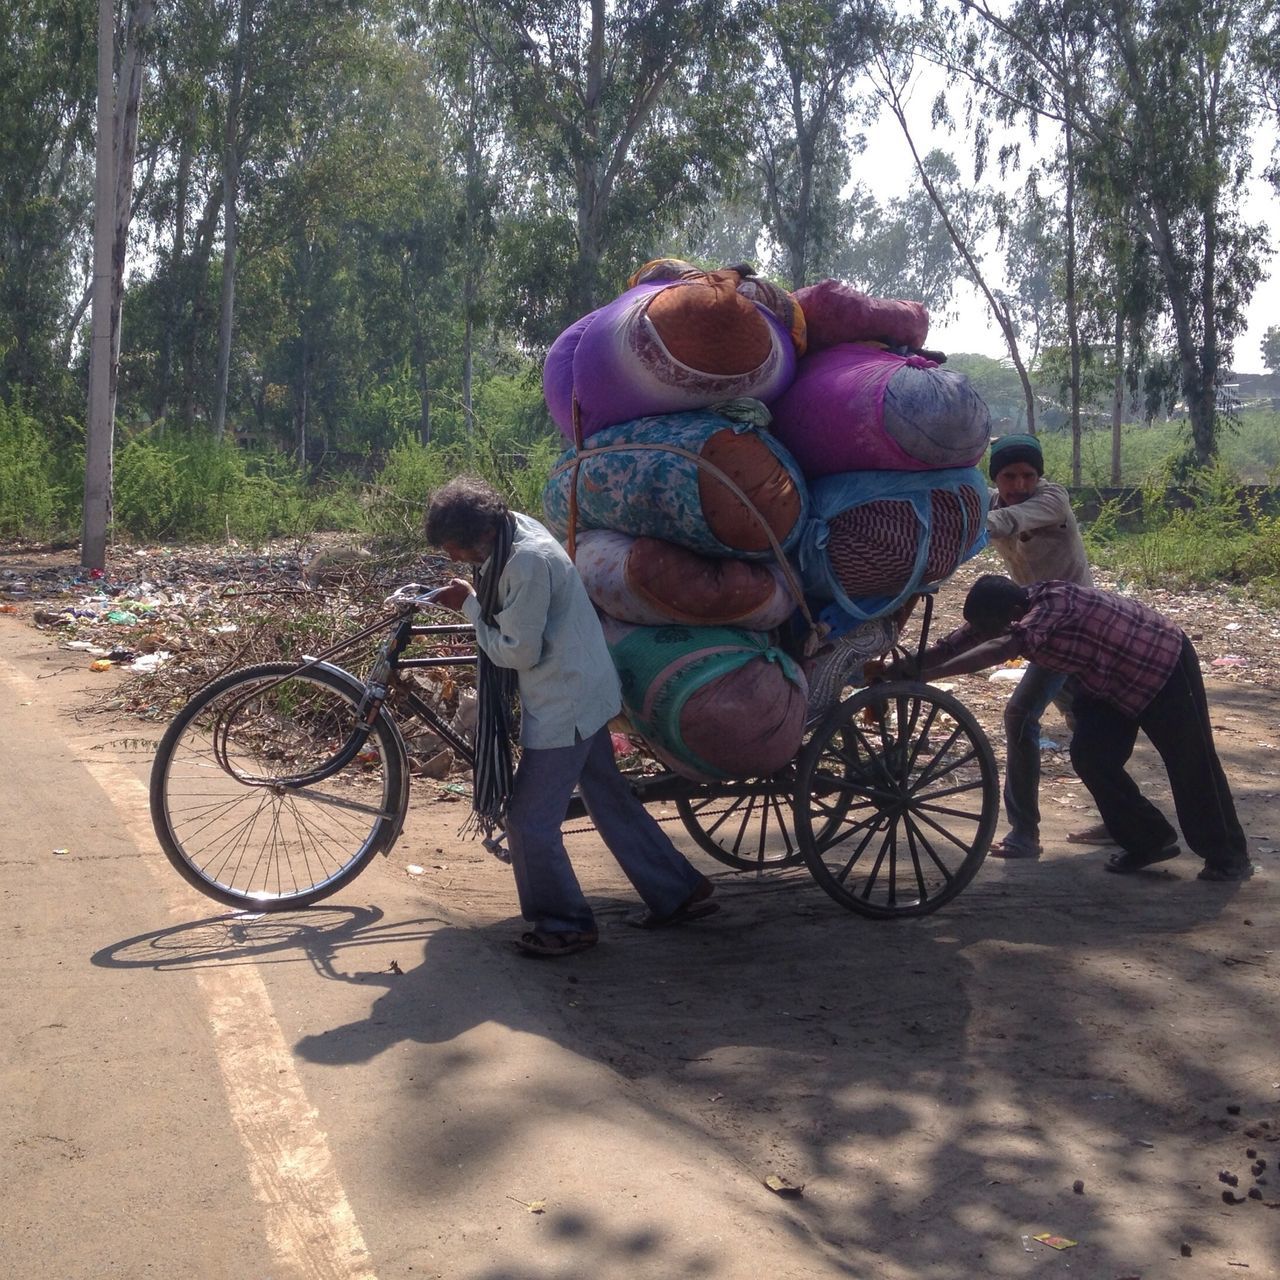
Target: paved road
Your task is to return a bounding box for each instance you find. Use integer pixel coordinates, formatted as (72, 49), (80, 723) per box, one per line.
(6, 613), (1279, 1280)
(0, 619), (819, 1279)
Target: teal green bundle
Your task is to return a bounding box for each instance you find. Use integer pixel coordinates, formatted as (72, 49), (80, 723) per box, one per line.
(603, 618), (808, 782)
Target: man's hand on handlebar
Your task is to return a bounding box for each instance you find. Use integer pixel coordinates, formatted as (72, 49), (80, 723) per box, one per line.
(384, 580), (475, 612)
(431, 579), (474, 613)
(864, 653), (920, 683)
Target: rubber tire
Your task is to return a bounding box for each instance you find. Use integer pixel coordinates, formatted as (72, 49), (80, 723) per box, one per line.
(794, 681), (998, 919)
(150, 661), (408, 911)
(676, 776), (806, 871)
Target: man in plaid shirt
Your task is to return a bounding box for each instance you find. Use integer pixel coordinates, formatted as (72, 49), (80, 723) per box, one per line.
(898, 575), (1251, 881)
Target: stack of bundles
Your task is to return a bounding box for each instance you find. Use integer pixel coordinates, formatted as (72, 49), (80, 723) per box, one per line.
(542, 258), (807, 442)
(542, 259), (815, 780)
(770, 278), (992, 624)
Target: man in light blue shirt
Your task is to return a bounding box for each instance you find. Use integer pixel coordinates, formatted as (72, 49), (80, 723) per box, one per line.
(427, 477), (717, 957)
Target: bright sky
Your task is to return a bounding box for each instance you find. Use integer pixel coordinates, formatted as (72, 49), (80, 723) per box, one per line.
(856, 81), (1280, 374)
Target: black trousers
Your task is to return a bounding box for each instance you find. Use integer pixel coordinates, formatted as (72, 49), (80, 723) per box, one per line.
(1068, 637), (1247, 870)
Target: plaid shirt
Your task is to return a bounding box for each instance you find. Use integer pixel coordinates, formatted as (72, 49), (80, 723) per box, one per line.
(929, 581), (1184, 716)
(1012, 581), (1183, 715)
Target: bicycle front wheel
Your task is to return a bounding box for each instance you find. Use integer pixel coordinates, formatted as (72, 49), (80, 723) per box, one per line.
(150, 662), (408, 910)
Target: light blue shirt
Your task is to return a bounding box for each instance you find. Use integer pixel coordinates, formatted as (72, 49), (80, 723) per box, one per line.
(461, 513), (621, 748)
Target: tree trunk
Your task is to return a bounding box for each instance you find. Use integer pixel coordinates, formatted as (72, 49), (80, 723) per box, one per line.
(414, 330), (431, 447)
(1142, 202), (1217, 467)
(157, 106), (195, 424)
(461, 56), (480, 438)
(82, 0), (116, 572)
(212, 153), (240, 438)
(108, 0), (155, 423)
(1111, 311), (1124, 485)
(296, 331), (309, 469)
(1063, 110), (1082, 485)
(212, 1), (250, 439)
(179, 186), (223, 424)
(461, 308), (474, 437)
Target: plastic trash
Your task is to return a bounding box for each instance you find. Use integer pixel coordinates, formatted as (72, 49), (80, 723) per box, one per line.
(130, 651), (172, 672)
(989, 667), (1026, 683)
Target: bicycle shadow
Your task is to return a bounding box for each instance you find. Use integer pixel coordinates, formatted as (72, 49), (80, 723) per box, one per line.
(88, 904), (448, 984)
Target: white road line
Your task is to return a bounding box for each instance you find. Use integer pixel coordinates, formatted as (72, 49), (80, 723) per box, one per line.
(4, 661), (376, 1280)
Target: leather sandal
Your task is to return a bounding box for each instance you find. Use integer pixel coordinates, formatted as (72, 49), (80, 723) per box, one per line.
(627, 878), (719, 930)
(990, 836), (1042, 860)
(515, 929), (599, 957)
(1104, 842), (1181, 874)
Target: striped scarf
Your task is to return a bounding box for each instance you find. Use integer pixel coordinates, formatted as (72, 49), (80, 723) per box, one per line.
(466, 512), (518, 839)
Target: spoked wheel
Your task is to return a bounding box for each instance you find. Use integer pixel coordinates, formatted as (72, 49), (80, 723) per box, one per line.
(150, 662), (408, 911)
(794, 681), (998, 918)
(676, 773), (805, 871)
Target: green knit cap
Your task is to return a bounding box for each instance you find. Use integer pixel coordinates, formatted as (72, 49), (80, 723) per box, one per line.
(988, 433), (1043, 480)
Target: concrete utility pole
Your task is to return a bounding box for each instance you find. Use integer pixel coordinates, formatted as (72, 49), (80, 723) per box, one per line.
(81, 0), (116, 571)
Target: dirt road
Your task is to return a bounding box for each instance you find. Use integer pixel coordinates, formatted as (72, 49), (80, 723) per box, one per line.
(2, 600), (1278, 1279)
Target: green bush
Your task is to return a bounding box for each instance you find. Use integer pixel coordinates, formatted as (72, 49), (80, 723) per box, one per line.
(113, 438), (185, 538)
(0, 399), (66, 537)
(1085, 461), (1279, 596)
(364, 438), (450, 543)
(113, 429), (320, 543)
(1035, 410), (1280, 487)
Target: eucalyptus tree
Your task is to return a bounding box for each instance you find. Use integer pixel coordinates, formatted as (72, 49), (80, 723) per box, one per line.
(1068, 168), (1166, 480)
(749, 0), (880, 288)
(1251, 0), (1280, 188)
(343, 49), (471, 450)
(670, 190), (765, 270)
(1263, 325), (1280, 372)
(867, 28), (1040, 428)
(954, 0), (1269, 468)
(833, 152), (964, 316)
(914, 0), (1104, 468)
(456, 0), (753, 344)
(0, 0), (97, 412)
(996, 178), (1063, 371)
(424, 4), (508, 433)
(196, 0), (376, 437)
(134, 2), (227, 425)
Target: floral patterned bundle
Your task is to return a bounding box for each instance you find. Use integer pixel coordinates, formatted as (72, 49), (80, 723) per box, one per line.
(542, 411), (809, 559)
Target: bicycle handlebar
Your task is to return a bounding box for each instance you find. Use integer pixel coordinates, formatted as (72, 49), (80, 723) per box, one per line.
(382, 583), (449, 609)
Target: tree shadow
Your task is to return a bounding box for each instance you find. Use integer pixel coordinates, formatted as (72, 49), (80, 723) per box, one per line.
(283, 859), (1272, 1278)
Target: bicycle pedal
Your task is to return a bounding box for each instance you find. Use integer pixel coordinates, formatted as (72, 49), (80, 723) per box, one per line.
(482, 833), (512, 864)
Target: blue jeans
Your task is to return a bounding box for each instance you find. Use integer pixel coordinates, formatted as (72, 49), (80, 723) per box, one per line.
(1003, 663), (1074, 843)
(504, 728), (706, 934)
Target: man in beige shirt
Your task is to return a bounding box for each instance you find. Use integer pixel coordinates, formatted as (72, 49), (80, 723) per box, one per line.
(983, 434), (1106, 857)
